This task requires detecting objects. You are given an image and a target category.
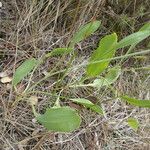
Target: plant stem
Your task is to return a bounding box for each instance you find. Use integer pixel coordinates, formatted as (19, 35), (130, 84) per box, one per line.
(31, 104), (39, 117)
(27, 49), (150, 90)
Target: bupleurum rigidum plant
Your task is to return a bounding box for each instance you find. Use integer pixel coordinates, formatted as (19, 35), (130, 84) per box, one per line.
(12, 20), (150, 132)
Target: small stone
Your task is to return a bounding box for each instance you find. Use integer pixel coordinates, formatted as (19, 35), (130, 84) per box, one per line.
(32, 118), (37, 123)
(0, 2), (2, 8)
(1, 76), (12, 83)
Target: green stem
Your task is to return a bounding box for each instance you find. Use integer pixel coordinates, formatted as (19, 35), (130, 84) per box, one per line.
(27, 49), (150, 90)
(31, 104), (39, 117)
(69, 84), (93, 88)
(27, 69), (66, 91)
(118, 44), (136, 65)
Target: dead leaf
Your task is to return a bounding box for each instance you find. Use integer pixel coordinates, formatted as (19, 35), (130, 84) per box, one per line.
(29, 96), (38, 105)
(69, 102), (83, 110)
(42, 70), (49, 76)
(16, 83), (26, 93)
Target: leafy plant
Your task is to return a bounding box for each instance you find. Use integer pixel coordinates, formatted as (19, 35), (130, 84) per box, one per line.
(71, 66), (121, 88)
(121, 95), (150, 107)
(45, 48), (73, 57)
(12, 58), (37, 86)
(127, 118), (139, 131)
(34, 107), (81, 132)
(87, 33), (118, 77)
(69, 20), (101, 48)
(90, 66), (121, 88)
(12, 21), (150, 132)
(117, 30), (150, 49)
(69, 98), (103, 115)
(139, 22), (150, 31)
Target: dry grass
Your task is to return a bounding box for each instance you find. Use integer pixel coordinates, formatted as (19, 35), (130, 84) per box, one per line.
(0, 0), (150, 149)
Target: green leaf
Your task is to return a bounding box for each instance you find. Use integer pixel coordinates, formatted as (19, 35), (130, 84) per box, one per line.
(127, 118), (139, 131)
(91, 66), (121, 88)
(121, 95), (150, 107)
(117, 30), (150, 49)
(36, 107), (81, 132)
(70, 20), (101, 47)
(70, 98), (103, 115)
(118, 22), (150, 63)
(86, 33), (118, 77)
(12, 58), (37, 86)
(45, 48), (73, 57)
(139, 22), (150, 31)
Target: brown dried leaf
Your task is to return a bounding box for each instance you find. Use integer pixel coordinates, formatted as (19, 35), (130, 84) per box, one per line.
(29, 96), (38, 105)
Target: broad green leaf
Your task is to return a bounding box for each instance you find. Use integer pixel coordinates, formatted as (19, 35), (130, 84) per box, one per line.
(70, 20), (101, 47)
(117, 30), (150, 49)
(118, 22), (150, 62)
(12, 58), (37, 86)
(121, 95), (150, 107)
(91, 66), (121, 88)
(70, 98), (103, 115)
(45, 48), (73, 57)
(36, 107), (81, 132)
(127, 118), (139, 131)
(86, 33), (118, 77)
(71, 66), (121, 88)
(139, 22), (150, 31)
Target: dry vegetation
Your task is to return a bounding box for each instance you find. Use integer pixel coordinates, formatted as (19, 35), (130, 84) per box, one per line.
(0, 0), (150, 149)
